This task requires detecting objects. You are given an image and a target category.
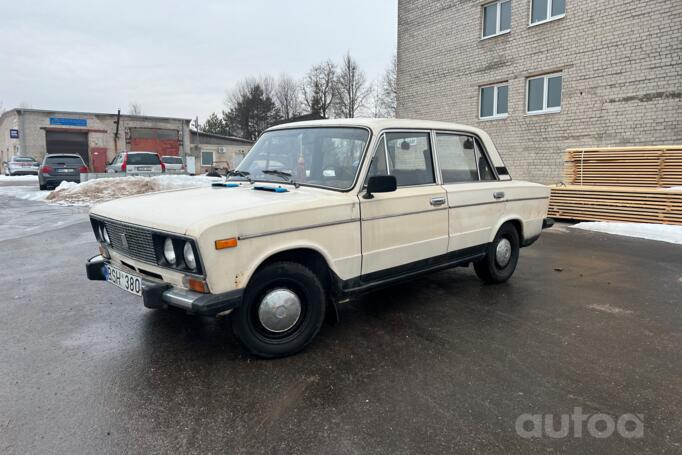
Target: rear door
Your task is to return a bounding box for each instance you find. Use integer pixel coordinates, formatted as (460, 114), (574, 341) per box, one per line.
(434, 132), (508, 251)
(360, 131), (449, 279)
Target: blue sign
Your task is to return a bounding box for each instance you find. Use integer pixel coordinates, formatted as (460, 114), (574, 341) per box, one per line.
(9, 129), (19, 139)
(49, 117), (87, 127)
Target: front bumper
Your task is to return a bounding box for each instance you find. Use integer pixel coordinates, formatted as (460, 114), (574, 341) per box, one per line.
(86, 255), (243, 316)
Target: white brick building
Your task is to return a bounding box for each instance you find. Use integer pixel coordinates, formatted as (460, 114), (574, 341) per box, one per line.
(397, 0), (682, 183)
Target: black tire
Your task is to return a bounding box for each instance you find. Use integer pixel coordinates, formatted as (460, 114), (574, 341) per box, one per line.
(231, 261), (326, 358)
(474, 223), (520, 284)
(39, 184), (47, 191)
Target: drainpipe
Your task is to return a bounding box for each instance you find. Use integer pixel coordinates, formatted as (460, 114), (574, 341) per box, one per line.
(113, 109), (121, 153)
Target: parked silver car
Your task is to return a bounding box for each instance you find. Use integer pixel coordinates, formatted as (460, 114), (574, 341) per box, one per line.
(3, 156), (40, 176)
(160, 156), (185, 173)
(106, 151), (165, 175)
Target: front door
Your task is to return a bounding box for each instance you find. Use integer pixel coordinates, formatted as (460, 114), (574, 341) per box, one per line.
(360, 131), (449, 280)
(434, 132), (508, 251)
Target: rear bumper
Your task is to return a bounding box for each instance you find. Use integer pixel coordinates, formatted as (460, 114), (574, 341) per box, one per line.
(86, 255), (243, 316)
(40, 175), (80, 185)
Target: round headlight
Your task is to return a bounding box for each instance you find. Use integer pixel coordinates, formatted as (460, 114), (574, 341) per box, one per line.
(101, 226), (110, 244)
(163, 238), (176, 265)
(183, 241), (197, 271)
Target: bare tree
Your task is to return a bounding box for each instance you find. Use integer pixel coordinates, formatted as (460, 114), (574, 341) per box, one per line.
(366, 81), (385, 118)
(274, 73), (301, 120)
(301, 60), (337, 118)
(381, 54), (397, 117)
(334, 52), (370, 119)
(128, 103), (143, 115)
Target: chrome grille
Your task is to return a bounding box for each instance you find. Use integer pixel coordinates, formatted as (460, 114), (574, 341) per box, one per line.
(101, 219), (157, 264)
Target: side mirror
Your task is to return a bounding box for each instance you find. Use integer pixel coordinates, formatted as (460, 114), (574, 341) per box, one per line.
(364, 175), (397, 199)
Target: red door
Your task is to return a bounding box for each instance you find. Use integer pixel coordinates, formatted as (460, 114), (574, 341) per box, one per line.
(91, 147), (108, 173)
(129, 128), (179, 156)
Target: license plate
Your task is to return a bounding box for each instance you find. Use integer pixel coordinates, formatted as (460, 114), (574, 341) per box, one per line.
(105, 264), (142, 296)
(135, 167), (152, 171)
(57, 168), (73, 173)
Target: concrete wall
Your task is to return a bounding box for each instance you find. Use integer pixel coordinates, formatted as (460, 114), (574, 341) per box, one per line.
(189, 143), (253, 172)
(0, 111), (21, 168)
(0, 109), (191, 171)
(397, 0), (682, 183)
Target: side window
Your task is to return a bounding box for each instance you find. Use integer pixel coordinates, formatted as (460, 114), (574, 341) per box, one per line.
(367, 136), (388, 179)
(475, 139), (496, 181)
(436, 134), (478, 183)
(385, 132), (435, 186)
(435, 134), (497, 183)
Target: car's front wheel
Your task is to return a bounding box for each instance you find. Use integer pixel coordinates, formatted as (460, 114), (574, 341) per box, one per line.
(231, 261), (326, 358)
(474, 223), (520, 284)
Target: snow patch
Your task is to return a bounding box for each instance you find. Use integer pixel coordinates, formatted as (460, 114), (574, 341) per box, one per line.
(0, 185), (49, 201)
(571, 222), (682, 245)
(0, 174), (38, 182)
(46, 175), (222, 206)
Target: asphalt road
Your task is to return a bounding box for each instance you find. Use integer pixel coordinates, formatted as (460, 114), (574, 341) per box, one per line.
(1, 193), (681, 454)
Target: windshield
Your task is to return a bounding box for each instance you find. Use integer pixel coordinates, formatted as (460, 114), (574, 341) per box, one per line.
(14, 157), (36, 162)
(127, 153), (161, 165)
(234, 127), (369, 190)
(161, 156), (183, 164)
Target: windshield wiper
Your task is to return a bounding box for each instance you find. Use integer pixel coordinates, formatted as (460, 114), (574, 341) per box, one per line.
(226, 170), (252, 183)
(262, 169), (300, 188)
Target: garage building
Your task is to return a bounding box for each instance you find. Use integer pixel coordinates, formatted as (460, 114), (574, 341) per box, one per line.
(0, 108), (192, 172)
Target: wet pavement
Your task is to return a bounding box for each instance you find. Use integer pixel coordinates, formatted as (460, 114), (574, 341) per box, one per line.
(1, 194), (681, 454)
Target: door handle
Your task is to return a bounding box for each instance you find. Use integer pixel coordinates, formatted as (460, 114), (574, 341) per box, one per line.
(493, 191), (505, 200)
(430, 197), (446, 206)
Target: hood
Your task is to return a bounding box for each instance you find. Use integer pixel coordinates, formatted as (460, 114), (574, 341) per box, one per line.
(89, 184), (355, 236)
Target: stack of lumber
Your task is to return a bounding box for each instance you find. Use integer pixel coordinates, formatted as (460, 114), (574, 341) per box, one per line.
(548, 185), (682, 225)
(562, 146), (682, 188)
(549, 146), (682, 225)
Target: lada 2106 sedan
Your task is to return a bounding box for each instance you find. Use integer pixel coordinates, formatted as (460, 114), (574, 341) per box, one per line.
(86, 119), (552, 357)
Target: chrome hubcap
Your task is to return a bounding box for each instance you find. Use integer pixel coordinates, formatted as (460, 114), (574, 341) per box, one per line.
(495, 238), (512, 267)
(258, 288), (302, 333)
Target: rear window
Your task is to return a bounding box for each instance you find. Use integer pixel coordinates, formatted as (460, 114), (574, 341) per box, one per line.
(45, 155), (84, 165)
(127, 153), (161, 165)
(14, 157), (36, 162)
(161, 156), (183, 164)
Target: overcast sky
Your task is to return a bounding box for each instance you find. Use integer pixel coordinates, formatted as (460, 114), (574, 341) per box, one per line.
(1, 0), (397, 121)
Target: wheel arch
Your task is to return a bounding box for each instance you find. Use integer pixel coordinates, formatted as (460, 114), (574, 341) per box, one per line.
(240, 243), (340, 324)
(490, 216), (524, 242)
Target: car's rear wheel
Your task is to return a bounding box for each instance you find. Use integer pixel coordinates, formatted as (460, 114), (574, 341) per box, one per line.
(474, 223), (520, 284)
(231, 261), (326, 358)
(39, 184), (47, 191)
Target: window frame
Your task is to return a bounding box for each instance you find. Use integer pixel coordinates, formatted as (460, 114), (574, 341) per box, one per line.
(479, 82), (510, 120)
(526, 72), (563, 115)
(528, 0), (565, 27)
(481, 0), (512, 40)
(201, 150), (214, 167)
(364, 130), (439, 189)
(432, 131), (500, 185)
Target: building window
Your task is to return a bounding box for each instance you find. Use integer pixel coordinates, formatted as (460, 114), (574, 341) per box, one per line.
(527, 73), (562, 114)
(530, 0), (565, 25)
(201, 150), (213, 166)
(480, 83), (509, 119)
(482, 0), (511, 38)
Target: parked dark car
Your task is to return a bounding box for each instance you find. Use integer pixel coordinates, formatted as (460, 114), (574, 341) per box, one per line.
(39, 154), (88, 190)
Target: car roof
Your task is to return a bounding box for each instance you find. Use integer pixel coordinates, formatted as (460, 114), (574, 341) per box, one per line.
(45, 154), (82, 158)
(126, 151), (158, 154)
(266, 118), (489, 136)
